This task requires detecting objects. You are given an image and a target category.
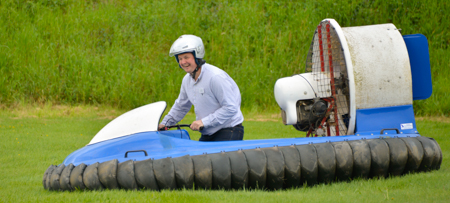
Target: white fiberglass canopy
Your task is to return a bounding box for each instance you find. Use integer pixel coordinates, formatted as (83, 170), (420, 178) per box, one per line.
(88, 101), (167, 145)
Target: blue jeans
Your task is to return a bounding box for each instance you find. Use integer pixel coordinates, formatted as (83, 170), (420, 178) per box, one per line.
(199, 125), (244, 141)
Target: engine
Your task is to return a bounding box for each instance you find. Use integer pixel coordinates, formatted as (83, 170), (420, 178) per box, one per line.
(293, 99), (327, 131)
(275, 72), (349, 137)
(274, 19), (354, 137)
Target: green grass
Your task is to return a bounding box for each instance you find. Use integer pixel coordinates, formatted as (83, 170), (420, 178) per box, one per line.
(0, 0), (449, 115)
(0, 105), (449, 202)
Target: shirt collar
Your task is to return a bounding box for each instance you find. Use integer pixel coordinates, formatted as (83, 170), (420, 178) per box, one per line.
(193, 63), (206, 83)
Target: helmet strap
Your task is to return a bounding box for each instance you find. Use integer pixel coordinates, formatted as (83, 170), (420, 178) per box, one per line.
(191, 66), (200, 80)
(191, 58), (206, 80)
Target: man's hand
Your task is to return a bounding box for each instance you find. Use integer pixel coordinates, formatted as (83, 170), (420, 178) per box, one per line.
(158, 124), (166, 131)
(190, 120), (204, 131)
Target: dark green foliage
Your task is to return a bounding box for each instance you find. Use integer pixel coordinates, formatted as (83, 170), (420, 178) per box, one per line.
(0, 0), (448, 115)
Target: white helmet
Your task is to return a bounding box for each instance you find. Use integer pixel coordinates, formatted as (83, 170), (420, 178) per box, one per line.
(169, 35), (205, 59)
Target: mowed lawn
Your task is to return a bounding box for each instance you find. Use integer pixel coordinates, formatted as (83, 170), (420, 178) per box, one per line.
(0, 105), (449, 202)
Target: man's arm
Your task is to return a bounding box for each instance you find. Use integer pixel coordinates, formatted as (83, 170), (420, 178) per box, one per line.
(160, 81), (192, 127)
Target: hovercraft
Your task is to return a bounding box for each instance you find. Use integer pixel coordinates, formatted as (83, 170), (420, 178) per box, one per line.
(43, 19), (442, 191)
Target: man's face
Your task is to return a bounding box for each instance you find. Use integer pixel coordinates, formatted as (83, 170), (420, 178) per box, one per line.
(178, 52), (197, 73)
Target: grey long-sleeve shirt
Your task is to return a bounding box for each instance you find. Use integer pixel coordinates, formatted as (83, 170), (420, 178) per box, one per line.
(160, 63), (244, 135)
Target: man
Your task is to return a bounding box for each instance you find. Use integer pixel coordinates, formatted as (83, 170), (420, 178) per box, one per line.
(158, 35), (244, 141)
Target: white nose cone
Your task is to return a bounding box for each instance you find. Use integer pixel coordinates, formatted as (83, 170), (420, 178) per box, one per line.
(274, 73), (317, 125)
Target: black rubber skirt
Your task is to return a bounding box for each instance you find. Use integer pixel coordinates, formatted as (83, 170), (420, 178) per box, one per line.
(43, 137), (442, 191)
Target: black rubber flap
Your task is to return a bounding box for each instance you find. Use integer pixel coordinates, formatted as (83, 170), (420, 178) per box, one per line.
(243, 148), (267, 189)
(367, 139), (390, 178)
(117, 160), (138, 190)
(209, 152), (232, 190)
(60, 163), (74, 191)
(416, 137), (439, 171)
(172, 155), (194, 189)
(331, 141), (353, 181)
(153, 157), (177, 190)
(278, 146), (301, 189)
(43, 165), (56, 190)
(83, 162), (105, 190)
(415, 137), (437, 172)
(400, 137), (424, 174)
(314, 143), (336, 183)
(70, 163), (87, 190)
(384, 138), (408, 176)
(98, 159), (119, 189)
(227, 150), (248, 190)
(262, 147), (285, 190)
(134, 158), (159, 190)
(348, 140), (371, 179)
(429, 138), (442, 170)
(50, 164), (66, 191)
(191, 154), (213, 189)
(296, 144), (318, 186)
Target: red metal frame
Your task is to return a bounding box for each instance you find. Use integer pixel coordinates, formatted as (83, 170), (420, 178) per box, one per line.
(318, 25), (325, 72)
(307, 21), (342, 137)
(306, 128), (313, 137)
(312, 98), (335, 137)
(326, 23), (340, 136)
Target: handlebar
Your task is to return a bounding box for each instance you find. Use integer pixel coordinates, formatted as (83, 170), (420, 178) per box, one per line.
(159, 124), (204, 131)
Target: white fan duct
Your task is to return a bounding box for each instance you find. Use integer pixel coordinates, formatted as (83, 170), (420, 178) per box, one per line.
(342, 23), (412, 108)
(274, 19), (412, 136)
